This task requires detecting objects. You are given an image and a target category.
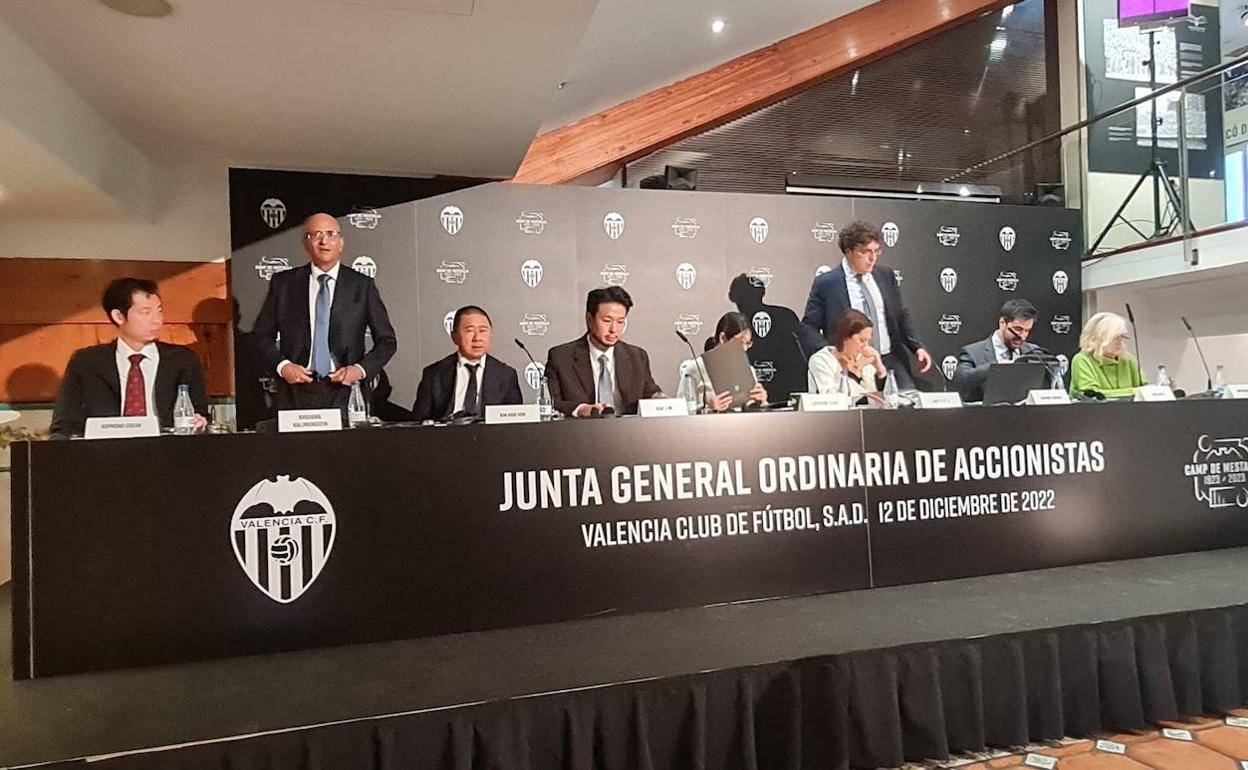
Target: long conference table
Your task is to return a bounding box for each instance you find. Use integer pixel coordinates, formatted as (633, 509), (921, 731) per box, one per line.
(12, 399), (1248, 678)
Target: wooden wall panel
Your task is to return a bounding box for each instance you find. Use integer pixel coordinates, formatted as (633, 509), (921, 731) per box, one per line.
(0, 259), (232, 403)
(513, 0), (1012, 185)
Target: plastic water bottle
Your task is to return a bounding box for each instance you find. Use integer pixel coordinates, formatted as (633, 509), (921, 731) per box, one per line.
(1049, 364), (1065, 393)
(682, 371), (700, 414)
(537, 376), (554, 422)
(173, 384), (195, 435)
(1156, 365), (1172, 389)
(1213, 365), (1226, 397)
(347, 382), (369, 426)
(882, 369), (901, 409)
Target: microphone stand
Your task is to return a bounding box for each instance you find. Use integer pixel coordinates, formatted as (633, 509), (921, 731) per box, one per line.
(674, 330), (708, 413)
(1180, 316), (1213, 391)
(1125, 303), (1144, 368)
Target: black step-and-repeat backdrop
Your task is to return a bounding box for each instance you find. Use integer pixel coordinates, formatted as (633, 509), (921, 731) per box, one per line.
(231, 180), (1082, 421)
(14, 401), (1248, 678)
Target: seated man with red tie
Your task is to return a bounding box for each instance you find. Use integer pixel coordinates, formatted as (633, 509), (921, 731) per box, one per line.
(51, 277), (209, 437)
(411, 305), (523, 421)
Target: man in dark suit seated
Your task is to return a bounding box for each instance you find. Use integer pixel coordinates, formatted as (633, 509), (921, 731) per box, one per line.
(412, 305), (523, 421)
(545, 286), (664, 417)
(252, 212), (397, 411)
(800, 220), (932, 389)
(953, 298), (1044, 402)
(51, 277), (208, 437)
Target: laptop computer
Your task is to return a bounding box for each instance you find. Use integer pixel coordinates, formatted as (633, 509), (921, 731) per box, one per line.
(981, 362), (1051, 405)
(700, 337), (759, 409)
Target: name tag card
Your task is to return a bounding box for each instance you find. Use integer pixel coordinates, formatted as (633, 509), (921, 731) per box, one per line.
(1095, 740), (1127, 754)
(485, 404), (540, 424)
(798, 393), (851, 412)
(915, 392), (963, 409)
(1226, 716), (1248, 728)
(1023, 754), (1058, 769)
(638, 399), (689, 418)
(1161, 728), (1193, 741)
(1224, 384), (1248, 399)
(278, 409), (343, 433)
(1134, 385), (1176, 402)
(84, 416), (160, 440)
(1026, 389), (1072, 406)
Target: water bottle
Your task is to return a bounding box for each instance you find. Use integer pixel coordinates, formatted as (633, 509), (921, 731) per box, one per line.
(682, 371), (700, 414)
(537, 376), (554, 422)
(173, 384), (195, 435)
(1213, 365), (1227, 397)
(1156, 365), (1172, 390)
(1049, 363), (1065, 393)
(882, 369), (901, 409)
(347, 382), (369, 426)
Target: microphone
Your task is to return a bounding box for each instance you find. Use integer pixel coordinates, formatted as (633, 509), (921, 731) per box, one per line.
(1180, 316), (1213, 391)
(675, 330), (707, 412)
(514, 338), (538, 369)
(1125, 303), (1143, 367)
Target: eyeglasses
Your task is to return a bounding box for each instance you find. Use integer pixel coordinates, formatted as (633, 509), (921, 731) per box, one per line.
(304, 230), (342, 242)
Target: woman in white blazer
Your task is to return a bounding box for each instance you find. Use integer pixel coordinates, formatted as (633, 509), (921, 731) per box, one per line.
(808, 309), (888, 401)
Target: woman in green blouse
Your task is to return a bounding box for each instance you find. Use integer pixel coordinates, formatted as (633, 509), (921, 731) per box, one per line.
(1068, 311), (1145, 399)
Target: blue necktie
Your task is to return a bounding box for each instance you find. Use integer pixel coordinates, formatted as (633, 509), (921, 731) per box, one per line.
(312, 274), (332, 377)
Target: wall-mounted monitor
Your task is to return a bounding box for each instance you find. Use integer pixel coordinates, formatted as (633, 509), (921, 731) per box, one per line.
(1118, 0), (1189, 27)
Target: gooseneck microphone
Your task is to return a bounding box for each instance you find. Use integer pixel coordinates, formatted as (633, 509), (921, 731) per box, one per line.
(514, 338), (539, 369)
(1125, 303), (1143, 367)
(674, 330), (707, 412)
(1180, 316), (1213, 391)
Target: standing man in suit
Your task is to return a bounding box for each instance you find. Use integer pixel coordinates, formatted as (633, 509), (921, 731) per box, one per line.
(412, 305), (523, 420)
(51, 277), (208, 437)
(252, 212), (397, 411)
(545, 286), (664, 417)
(800, 220), (932, 389)
(953, 299), (1044, 402)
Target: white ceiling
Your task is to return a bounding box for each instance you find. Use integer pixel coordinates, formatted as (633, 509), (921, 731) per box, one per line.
(0, 0), (596, 179)
(539, 0), (878, 133)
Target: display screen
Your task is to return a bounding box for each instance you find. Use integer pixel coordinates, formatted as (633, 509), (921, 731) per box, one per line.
(1118, 0), (1189, 25)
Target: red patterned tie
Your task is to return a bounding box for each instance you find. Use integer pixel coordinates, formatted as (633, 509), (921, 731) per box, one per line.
(123, 353), (147, 416)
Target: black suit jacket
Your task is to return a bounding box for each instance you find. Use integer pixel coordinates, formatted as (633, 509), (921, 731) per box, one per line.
(252, 263), (397, 379)
(953, 335), (1044, 402)
(51, 342), (209, 437)
(544, 335), (661, 416)
(411, 353), (524, 420)
(800, 265), (923, 373)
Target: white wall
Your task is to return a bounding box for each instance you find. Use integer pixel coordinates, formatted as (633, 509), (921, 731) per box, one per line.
(0, 156), (230, 262)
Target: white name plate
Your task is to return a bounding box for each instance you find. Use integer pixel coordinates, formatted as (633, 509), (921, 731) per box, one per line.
(1023, 753), (1058, 769)
(1134, 385), (1176, 402)
(915, 392), (963, 409)
(1161, 728), (1193, 741)
(1026, 389), (1072, 406)
(485, 404), (540, 424)
(1095, 740), (1126, 754)
(1223, 384), (1248, 399)
(798, 393), (851, 412)
(278, 409), (343, 433)
(84, 416), (160, 439)
(1226, 716), (1248, 728)
(638, 398), (689, 418)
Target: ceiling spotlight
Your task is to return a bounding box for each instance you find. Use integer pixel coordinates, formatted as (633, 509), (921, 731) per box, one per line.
(710, 18), (725, 34)
(99, 0), (173, 18)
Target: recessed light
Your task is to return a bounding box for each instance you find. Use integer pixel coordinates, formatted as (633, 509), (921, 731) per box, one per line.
(710, 18), (725, 34)
(99, 0), (173, 18)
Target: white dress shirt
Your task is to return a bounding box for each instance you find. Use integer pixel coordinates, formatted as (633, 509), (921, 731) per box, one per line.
(587, 339), (621, 405)
(115, 339), (159, 416)
(807, 346), (880, 399)
(991, 331), (1016, 364)
(276, 262), (365, 378)
(841, 258), (893, 355)
(452, 354), (486, 413)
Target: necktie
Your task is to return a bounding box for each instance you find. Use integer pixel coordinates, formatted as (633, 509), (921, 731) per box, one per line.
(123, 353), (147, 416)
(597, 354), (615, 409)
(462, 363), (480, 415)
(312, 274), (332, 377)
(855, 274), (880, 350)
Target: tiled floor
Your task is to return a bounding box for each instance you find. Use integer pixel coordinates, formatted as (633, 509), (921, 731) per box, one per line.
(893, 710), (1248, 769)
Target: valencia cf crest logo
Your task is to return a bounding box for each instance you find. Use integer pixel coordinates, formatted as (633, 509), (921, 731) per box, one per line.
(231, 476), (336, 604)
(752, 311), (772, 338)
(260, 198), (287, 229)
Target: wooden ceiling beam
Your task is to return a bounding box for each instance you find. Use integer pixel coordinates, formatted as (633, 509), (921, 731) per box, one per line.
(513, 0), (1013, 185)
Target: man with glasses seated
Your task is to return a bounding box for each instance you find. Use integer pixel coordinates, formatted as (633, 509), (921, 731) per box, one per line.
(253, 212), (397, 411)
(952, 299), (1044, 402)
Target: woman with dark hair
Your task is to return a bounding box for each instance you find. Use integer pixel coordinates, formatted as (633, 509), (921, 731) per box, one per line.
(807, 309), (887, 399)
(676, 311), (768, 412)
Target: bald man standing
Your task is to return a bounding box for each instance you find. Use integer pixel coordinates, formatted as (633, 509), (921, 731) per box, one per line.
(253, 212), (397, 411)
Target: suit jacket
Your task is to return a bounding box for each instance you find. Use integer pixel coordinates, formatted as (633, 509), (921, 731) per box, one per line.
(252, 263), (397, 380)
(799, 265), (923, 374)
(411, 353), (524, 420)
(953, 335), (1044, 402)
(50, 342), (209, 437)
(545, 335), (661, 416)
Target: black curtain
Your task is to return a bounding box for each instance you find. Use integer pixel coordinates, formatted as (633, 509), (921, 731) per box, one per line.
(78, 605), (1248, 770)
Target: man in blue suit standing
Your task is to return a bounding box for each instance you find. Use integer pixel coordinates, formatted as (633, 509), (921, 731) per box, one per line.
(800, 220), (932, 389)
